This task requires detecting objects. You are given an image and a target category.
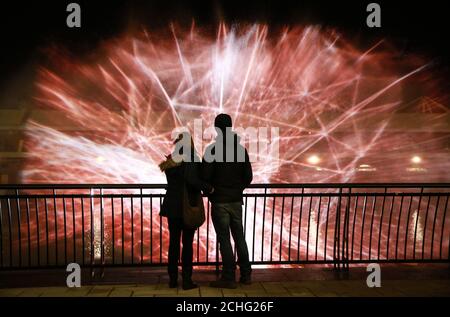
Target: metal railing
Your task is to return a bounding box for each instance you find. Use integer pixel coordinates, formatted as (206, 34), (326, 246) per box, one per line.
(0, 183), (449, 270)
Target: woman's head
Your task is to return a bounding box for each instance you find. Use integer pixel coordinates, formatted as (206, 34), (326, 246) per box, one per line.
(172, 131), (197, 163)
(173, 131), (194, 146)
(159, 132), (197, 172)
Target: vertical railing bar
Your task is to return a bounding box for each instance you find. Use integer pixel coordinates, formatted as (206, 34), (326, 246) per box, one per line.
(368, 195), (377, 260)
(395, 196), (404, 261)
(44, 198), (49, 266)
(35, 197), (40, 266)
(350, 195), (359, 260)
(297, 188), (304, 262)
(261, 188), (267, 262)
(288, 195), (294, 262)
(234, 208), (239, 262)
(206, 198), (210, 263)
(252, 196), (257, 262)
(314, 196), (321, 261)
(347, 190), (352, 268)
(121, 196), (124, 265)
(100, 189), (104, 265)
(446, 196), (450, 261)
(440, 195), (450, 259)
(324, 195), (331, 261)
(244, 196), (248, 238)
(421, 195), (432, 260)
(63, 196), (67, 265)
(377, 188), (387, 260)
(215, 197), (219, 273)
(430, 196), (441, 260)
(197, 212), (200, 263)
(159, 197), (162, 264)
(341, 189), (351, 269)
(270, 196), (276, 261)
(140, 188), (143, 265)
(7, 198), (13, 267)
(334, 188), (342, 269)
(25, 198), (31, 267)
(71, 196), (76, 263)
(279, 196), (285, 261)
(80, 197), (85, 266)
(413, 187), (424, 260)
(111, 197), (115, 265)
(0, 199), (3, 267)
(386, 194), (395, 260)
(150, 196), (152, 264)
(448, 209), (450, 262)
(306, 196), (312, 261)
(15, 190), (22, 267)
(404, 196), (413, 260)
(131, 196), (134, 264)
(53, 189), (58, 266)
(90, 189), (94, 266)
(215, 232), (219, 275)
(359, 196), (368, 260)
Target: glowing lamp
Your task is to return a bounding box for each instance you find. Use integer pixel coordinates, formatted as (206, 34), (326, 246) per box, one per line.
(307, 155), (320, 165)
(411, 156), (422, 164)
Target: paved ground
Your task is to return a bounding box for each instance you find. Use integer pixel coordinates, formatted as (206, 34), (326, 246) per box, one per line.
(1, 264), (449, 297)
(1, 279), (450, 297)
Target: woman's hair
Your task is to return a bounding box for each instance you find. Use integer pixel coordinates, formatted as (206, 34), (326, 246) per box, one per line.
(173, 132), (196, 157)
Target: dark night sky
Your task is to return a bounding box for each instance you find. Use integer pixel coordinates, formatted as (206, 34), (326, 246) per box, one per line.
(0, 0), (449, 84)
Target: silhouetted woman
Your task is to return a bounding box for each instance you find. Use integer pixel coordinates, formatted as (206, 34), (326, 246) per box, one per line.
(159, 132), (213, 290)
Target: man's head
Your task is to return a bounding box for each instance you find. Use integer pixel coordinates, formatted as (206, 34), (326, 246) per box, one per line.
(214, 113), (232, 132)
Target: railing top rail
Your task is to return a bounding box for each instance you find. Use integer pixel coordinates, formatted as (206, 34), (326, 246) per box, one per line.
(0, 183), (449, 189)
(0, 192), (448, 199)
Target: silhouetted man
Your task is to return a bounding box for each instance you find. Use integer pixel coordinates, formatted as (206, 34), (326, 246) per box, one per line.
(202, 113), (253, 289)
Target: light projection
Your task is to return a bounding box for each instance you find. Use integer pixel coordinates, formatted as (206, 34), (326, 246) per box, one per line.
(9, 24), (449, 266)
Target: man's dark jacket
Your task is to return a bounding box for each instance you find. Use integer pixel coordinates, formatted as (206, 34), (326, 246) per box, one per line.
(202, 131), (253, 204)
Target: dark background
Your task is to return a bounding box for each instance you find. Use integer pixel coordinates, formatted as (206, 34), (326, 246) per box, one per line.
(1, 0), (449, 84)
